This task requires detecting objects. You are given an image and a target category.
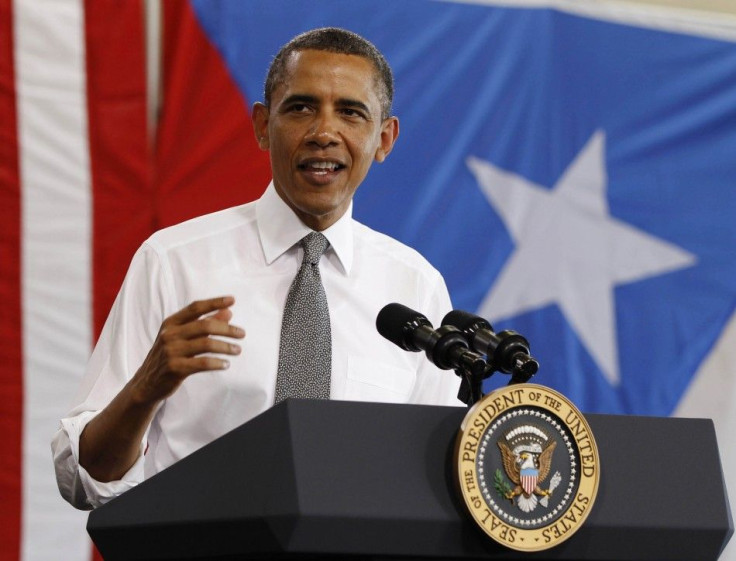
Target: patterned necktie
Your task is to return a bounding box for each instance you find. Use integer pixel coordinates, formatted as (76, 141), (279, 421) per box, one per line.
(274, 232), (332, 403)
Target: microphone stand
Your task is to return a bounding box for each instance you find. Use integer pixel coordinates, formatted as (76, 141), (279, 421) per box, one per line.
(455, 359), (487, 407)
(455, 330), (539, 407)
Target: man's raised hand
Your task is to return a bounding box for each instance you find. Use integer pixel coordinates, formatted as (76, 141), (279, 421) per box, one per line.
(129, 296), (245, 406)
(78, 296), (245, 482)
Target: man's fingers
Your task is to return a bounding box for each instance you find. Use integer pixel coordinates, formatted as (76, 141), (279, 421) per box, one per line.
(169, 317), (245, 341)
(173, 337), (242, 358)
(143, 297), (246, 392)
(166, 296), (235, 326)
(168, 355), (232, 376)
(209, 307), (233, 323)
(150, 337), (240, 385)
(158, 297), (245, 342)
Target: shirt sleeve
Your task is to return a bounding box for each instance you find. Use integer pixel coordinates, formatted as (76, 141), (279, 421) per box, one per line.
(51, 411), (146, 510)
(50, 242), (175, 509)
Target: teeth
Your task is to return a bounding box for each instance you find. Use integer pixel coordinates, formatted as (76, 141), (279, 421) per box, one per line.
(307, 161), (338, 171)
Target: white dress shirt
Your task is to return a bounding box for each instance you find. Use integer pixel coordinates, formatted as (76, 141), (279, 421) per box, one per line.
(52, 183), (461, 509)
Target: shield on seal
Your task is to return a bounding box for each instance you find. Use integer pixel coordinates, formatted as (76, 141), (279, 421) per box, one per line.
(520, 467), (538, 496)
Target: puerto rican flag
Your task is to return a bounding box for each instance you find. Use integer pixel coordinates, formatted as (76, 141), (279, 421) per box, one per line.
(2, 1), (735, 560)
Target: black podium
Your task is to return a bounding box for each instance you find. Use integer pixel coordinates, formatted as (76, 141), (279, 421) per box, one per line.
(87, 399), (732, 561)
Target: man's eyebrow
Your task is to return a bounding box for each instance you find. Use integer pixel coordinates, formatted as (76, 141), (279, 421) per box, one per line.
(280, 94), (372, 116)
(336, 98), (371, 115)
(281, 94), (319, 106)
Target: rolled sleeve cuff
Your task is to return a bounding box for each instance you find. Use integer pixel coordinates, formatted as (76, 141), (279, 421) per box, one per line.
(53, 411), (146, 509)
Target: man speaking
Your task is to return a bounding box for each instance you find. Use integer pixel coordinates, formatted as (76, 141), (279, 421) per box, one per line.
(52, 27), (460, 510)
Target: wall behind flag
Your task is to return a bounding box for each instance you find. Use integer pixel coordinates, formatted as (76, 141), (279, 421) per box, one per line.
(1, 1), (734, 561)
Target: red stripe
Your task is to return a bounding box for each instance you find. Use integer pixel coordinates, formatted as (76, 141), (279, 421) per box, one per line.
(85, 2), (150, 559)
(156, 0), (270, 228)
(84, 0), (152, 338)
(0, 0), (22, 559)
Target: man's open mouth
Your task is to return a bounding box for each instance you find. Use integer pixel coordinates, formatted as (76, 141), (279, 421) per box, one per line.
(298, 160), (346, 175)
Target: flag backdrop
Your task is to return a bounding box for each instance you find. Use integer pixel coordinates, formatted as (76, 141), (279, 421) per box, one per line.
(1, 1), (735, 559)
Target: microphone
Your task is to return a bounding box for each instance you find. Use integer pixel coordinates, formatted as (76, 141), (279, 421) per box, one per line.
(442, 309), (539, 381)
(376, 303), (487, 373)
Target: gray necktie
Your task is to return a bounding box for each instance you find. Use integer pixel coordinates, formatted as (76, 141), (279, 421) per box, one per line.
(274, 232), (332, 403)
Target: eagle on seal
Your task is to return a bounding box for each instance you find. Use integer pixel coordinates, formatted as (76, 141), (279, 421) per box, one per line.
(498, 438), (557, 506)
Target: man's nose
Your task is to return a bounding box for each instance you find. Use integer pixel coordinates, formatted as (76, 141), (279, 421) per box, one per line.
(306, 113), (340, 146)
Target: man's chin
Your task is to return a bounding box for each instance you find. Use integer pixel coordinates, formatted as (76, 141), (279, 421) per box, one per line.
(293, 201), (349, 230)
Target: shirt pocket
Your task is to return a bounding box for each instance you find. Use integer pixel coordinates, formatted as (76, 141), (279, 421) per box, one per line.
(344, 355), (416, 403)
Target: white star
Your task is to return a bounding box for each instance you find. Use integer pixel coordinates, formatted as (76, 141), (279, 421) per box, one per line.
(467, 131), (696, 385)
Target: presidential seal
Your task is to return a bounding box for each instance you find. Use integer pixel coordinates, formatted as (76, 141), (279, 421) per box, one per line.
(455, 384), (599, 552)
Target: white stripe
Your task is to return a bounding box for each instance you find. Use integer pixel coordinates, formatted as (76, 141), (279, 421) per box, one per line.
(144, 0), (162, 141)
(438, 0), (736, 42)
(15, 0), (92, 560)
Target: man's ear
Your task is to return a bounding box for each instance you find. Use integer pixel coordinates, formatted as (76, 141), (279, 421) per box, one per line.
(252, 102), (270, 150)
(374, 116), (399, 163)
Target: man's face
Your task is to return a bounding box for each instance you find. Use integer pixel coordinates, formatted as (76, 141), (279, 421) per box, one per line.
(253, 49), (399, 231)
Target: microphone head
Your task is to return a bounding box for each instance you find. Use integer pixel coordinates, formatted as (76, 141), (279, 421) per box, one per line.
(376, 303), (432, 352)
(442, 309), (493, 334)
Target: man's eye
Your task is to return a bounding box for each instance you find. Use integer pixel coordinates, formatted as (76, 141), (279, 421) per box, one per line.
(341, 108), (365, 119)
(289, 104), (311, 113)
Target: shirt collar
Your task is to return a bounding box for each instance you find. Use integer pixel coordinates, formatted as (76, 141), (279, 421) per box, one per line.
(256, 182), (354, 274)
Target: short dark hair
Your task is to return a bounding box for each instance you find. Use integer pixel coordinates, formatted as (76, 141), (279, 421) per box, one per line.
(264, 27), (394, 120)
